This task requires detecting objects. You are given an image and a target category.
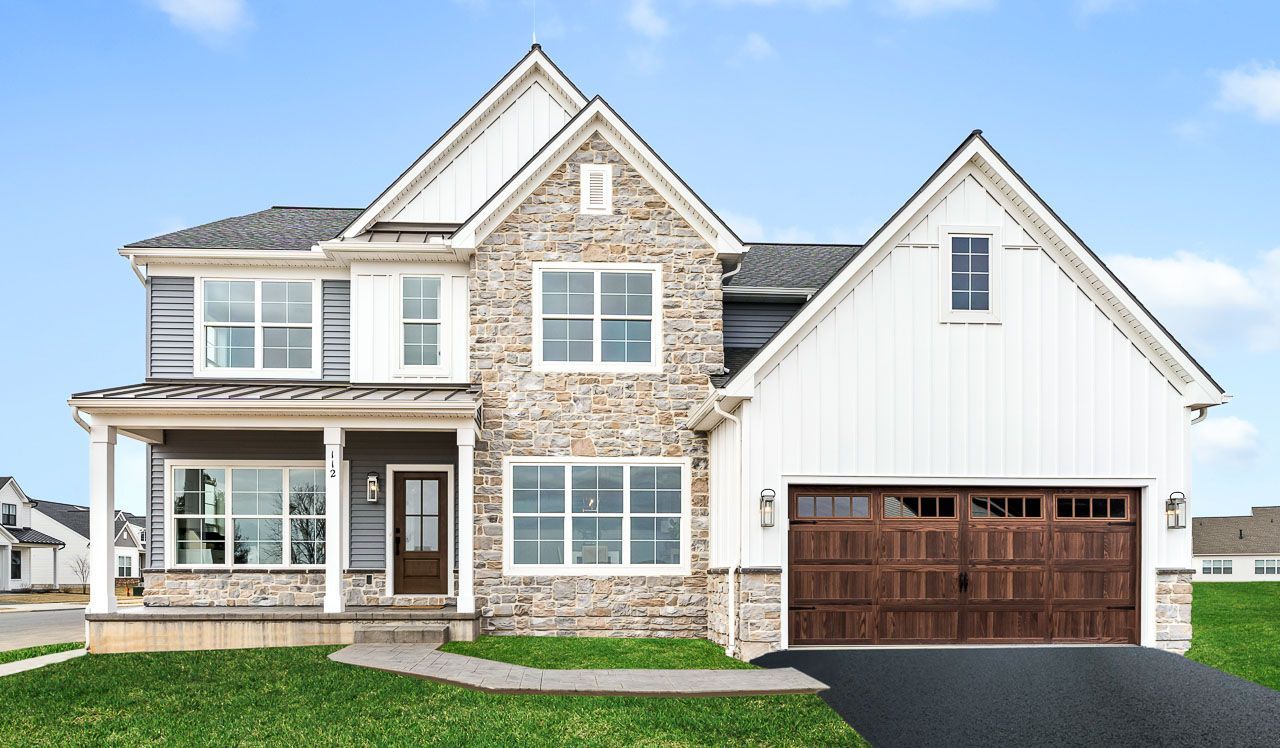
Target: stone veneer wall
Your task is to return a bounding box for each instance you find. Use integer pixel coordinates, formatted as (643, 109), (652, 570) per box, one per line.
(706, 569), (730, 648)
(470, 133), (722, 637)
(1154, 568), (1194, 654)
(705, 569), (782, 661)
(142, 571), (453, 608)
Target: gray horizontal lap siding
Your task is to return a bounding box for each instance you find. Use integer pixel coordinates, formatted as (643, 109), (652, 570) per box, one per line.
(147, 431), (456, 573)
(147, 277), (195, 377)
(723, 301), (805, 348)
(322, 280), (351, 380)
(144, 277), (351, 380)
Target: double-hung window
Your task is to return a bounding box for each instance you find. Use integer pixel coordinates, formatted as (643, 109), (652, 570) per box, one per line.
(402, 276), (442, 368)
(1201, 559), (1232, 575)
(508, 459), (688, 573)
(171, 464), (326, 568)
(1, 503), (15, 526)
(535, 264), (661, 372)
(1255, 559), (1280, 575)
(940, 226), (999, 323)
(201, 279), (318, 375)
(117, 555), (132, 577)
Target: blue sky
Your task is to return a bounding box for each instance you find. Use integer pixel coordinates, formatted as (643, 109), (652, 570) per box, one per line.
(1, 0), (1277, 517)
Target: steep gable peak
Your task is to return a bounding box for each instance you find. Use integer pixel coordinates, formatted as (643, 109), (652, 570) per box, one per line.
(341, 45), (589, 237)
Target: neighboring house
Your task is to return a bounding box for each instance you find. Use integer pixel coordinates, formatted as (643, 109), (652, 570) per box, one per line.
(68, 45), (1224, 658)
(29, 498), (146, 590)
(0, 476), (66, 591)
(1192, 507), (1280, 581)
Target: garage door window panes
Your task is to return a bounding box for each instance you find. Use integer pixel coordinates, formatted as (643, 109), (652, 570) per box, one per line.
(1055, 494), (1126, 519)
(884, 494), (957, 518)
(1202, 559), (1232, 575)
(795, 495), (870, 519)
(971, 495), (1043, 518)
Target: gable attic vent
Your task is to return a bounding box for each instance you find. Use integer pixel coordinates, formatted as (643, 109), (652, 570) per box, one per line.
(580, 164), (613, 215)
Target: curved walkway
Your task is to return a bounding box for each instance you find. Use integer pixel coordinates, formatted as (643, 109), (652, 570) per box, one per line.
(330, 643), (826, 697)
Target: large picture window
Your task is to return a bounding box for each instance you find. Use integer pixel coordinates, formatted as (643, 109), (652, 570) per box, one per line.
(200, 279), (318, 375)
(534, 264), (661, 372)
(171, 465), (326, 568)
(508, 460), (687, 572)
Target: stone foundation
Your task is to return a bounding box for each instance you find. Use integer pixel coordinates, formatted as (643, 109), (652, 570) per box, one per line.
(142, 570), (461, 607)
(478, 575), (707, 638)
(1154, 568), (1194, 654)
(705, 568), (782, 661)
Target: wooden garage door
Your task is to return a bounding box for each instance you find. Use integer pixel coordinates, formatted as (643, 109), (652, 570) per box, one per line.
(788, 486), (1138, 645)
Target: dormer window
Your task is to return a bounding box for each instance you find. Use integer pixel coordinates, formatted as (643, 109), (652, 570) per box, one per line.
(940, 226), (1000, 323)
(198, 278), (320, 377)
(580, 164), (613, 215)
(1, 503), (15, 526)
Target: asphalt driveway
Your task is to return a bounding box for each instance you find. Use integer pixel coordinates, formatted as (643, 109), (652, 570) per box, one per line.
(757, 647), (1280, 748)
(0, 609), (85, 651)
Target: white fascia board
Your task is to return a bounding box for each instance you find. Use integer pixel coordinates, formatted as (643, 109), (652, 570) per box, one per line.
(722, 286), (815, 299)
(122, 247), (339, 270)
(341, 49), (588, 240)
(452, 99), (745, 259)
(0, 526), (17, 544)
(316, 240), (471, 265)
(68, 398), (478, 418)
(686, 392), (750, 432)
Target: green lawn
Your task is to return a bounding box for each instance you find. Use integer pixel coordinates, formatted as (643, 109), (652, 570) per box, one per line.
(0, 642), (83, 665)
(0, 641), (863, 746)
(441, 635), (756, 670)
(1188, 582), (1280, 691)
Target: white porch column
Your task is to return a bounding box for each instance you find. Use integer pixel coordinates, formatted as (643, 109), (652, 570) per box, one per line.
(456, 426), (476, 614)
(324, 427), (345, 613)
(87, 424), (117, 614)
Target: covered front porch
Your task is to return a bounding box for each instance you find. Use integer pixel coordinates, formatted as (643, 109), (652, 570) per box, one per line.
(69, 381), (482, 651)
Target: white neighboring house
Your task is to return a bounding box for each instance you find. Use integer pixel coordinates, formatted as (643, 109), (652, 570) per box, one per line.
(1192, 507), (1280, 581)
(0, 477), (66, 591)
(18, 486), (146, 591)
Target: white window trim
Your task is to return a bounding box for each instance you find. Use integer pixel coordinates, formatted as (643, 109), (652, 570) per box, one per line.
(117, 554), (133, 577)
(1255, 559), (1280, 575)
(939, 224), (1002, 324)
(396, 273), (450, 377)
(531, 261), (664, 374)
(579, 163), (613, 215)
(501, 455), (692, 577)
(193, 276), (323, 379)
(1201, 559), (1233, 575)
(164, 459), (327, 571)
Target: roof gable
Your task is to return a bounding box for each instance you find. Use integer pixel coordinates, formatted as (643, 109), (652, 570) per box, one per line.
(451, 97), (745, 258)
(341, 46), (588, 238)
(713, 131), (1224, 409)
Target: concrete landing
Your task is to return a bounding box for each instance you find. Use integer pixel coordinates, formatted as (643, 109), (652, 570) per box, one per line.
(330, 643), (827, 697)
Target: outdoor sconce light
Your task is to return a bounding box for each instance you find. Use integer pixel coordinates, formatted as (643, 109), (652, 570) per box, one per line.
(366, 473), (381, 503)
(760, 488), (776, 528)
(1166, 491), (1187, 529)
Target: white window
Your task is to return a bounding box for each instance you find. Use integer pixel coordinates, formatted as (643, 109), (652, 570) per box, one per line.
(1202, 559), (1232, 575)
(533, 263), (661, 372)
(505, 458), (689, 575)
(580, 164), (613, 215)
(940, 226), (1000, 323)
(198, 279), (320, 376)
(401, 276), (442, 368)
(117, 555), (132, 577)
(169, 464), (326, 568)
(1255, 559), (1279, 575)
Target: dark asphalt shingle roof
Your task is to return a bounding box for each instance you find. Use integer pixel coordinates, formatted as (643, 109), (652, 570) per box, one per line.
(726, 243), (862, 290)
(8, 527), (64, 546)
(0, 476), (12, 491)
(1192, 507), (1280, 555)
(714, 347), (762, 387)
(125, 207), (363, 251)
(31, 499), (144, 543)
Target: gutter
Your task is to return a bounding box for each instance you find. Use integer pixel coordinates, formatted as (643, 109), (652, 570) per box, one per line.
(126, 254), (146, 286)
(70, 406), (90, 433)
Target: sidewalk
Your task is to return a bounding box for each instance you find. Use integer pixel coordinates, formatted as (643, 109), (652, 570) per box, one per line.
(0, 600), (143, 614)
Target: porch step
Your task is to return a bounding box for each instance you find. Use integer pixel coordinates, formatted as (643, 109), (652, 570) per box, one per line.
(354, 622), (451, 644)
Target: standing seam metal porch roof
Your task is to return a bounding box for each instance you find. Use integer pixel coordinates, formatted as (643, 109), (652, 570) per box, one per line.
(70, 381), (479, 405)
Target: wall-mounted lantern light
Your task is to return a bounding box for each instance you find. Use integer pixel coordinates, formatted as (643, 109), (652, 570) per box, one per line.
(760, 488), (776, 528)
(366, 473), (381, 504)
(1166, 491), (1187, 529)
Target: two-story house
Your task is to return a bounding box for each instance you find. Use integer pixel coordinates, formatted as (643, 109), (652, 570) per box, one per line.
(0, 476), (66, 591)
(71, 46), (1224, 658)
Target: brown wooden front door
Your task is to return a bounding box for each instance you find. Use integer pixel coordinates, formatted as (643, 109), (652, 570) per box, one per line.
(394, 472), (449, 595)
(788, 486), (1139, 645)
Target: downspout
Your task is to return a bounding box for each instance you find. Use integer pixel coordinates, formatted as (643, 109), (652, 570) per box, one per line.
(127, 254), (146, 286)
(1190, 407), (1208, 425)
(71, 406), (90, 433)
(712, 397), (743, 658)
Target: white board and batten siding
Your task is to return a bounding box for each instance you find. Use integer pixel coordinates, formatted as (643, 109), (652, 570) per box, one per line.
(389, 81), (575, 225)
(350, 261), (470, 383)
(712, 165), (1194, 580)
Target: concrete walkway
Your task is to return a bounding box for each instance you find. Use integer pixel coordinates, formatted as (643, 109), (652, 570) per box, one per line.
(331, 643), (827, 697)
(0, 648), (86, 678)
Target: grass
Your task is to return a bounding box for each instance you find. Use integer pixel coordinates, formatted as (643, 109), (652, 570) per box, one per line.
(441, 635), (756, 670)
(0, 643), (863, 746)
(0, 592), (138, 605)
(0, 642), (83, 665)
(1187, 581), (1280, 691)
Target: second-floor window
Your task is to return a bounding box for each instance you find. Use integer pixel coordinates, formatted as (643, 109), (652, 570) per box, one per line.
(402, 276), (442, 368)
(1, 503), (15, 526)
(117, 555), (133, 577)
(201, 279), (318, 376)
(534, 263), (661, 372)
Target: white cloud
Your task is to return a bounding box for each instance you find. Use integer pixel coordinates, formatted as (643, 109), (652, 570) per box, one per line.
(885, 0), (995, 17)
(1107, 249), (1280, 352)
(1216, 62), (1280, 123)
(1194, 416), (1260, 465)
(628, 45), (664, 74)
(627, 0), (670, 39)
(732, 32), (776, 64)
(151, 0), (249, 38)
